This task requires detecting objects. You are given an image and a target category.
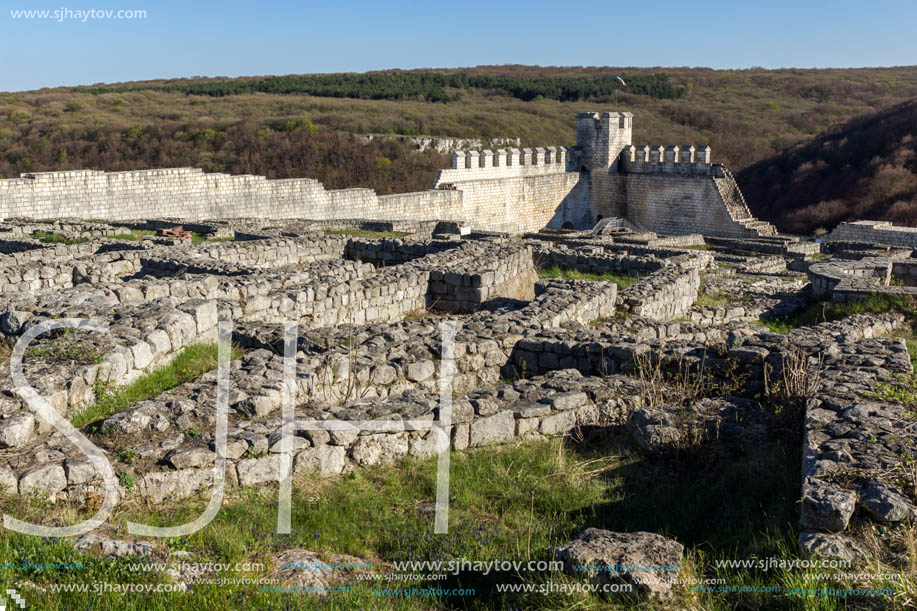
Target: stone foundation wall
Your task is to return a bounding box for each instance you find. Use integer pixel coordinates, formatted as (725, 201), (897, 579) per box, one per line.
(531, 247), (664, 276)
(808, 257), (917, 301)
(429, 247), (537, 313)
(0, 299), (221, 420)
(0, 367), (640, 503)
(617, 266), (702, 320)
(828, 221), (917, 248)
(345, 238), (462, 265)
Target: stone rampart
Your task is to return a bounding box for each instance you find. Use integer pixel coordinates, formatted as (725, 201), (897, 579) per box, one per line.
(0, 111), (779, 238)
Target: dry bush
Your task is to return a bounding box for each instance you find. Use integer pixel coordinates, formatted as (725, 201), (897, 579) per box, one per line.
(763, 348), (824, 429)
(632, 349), (719, 408)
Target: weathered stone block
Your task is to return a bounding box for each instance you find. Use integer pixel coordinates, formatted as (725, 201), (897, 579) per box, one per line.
(19, 464), (67, 496)
(469, 410), (515, 447)
(0, 413), (34, 448)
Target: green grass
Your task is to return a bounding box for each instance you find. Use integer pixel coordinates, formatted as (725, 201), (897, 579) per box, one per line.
(873, 373), (917, 417)
(694, 284), (733, 307)
(30, 230), (88, 245)
(1, 430), (888, 610)
(760, 294), (917, 334)
(25, 338), (104, 364)
(872, 337), (917, 417)
(191, 232), (235, 244)
(323, 228), (409, 239)
(109, 229), (157, 241)
(71, 343), (243, 428)
(538, 266), (640, 290)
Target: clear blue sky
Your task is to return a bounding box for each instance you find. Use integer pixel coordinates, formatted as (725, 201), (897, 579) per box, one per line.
(1, 0), (915, 92)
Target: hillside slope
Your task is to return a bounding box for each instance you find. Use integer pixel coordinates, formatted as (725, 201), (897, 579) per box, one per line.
(2, 66), (917, 214)
(738, 99), (917, 234)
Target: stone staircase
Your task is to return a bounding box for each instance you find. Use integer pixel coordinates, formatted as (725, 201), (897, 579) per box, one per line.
(713, 165), (777, 237)
(592, 216), (646, 235)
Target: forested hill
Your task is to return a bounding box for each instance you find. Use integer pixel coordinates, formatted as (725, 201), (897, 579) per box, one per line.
(80, 71), (686, 102)
(739, 99), (917, 234)
(2, 65), (917, 230)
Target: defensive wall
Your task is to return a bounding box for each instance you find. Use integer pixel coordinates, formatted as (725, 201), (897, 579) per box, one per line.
(0, 111), (778, 237)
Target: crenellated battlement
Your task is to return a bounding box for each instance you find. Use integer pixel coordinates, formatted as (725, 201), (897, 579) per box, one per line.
(619, 144), (721, 176)
(450, 146), (572, 170)
(432, 145), (575, 186)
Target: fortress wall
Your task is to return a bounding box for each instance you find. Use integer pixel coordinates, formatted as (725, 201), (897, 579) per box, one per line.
(0, 166), (571, 234)
(590, 173), (752, 238)
(437, 172), (587, 233)
(0, 164), (757, 237)
(0, 168), (465, 225)
(434, 157), (589, 233)
(430, 146), (588, 233)
(0, 111), (771, 237)
(375, 190), (464, 221)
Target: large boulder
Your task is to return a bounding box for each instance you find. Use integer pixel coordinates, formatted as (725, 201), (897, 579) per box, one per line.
(0, 413), (35, 448)
(555, 528), (683, 598)
(469, 410), (515, 447)
(101, 401), (169, 435)
(800, 531), (869, 564)
(627, 398), (764, 455)
(269, 549), (377, 597)
(800, 477), (856, 532)
(858, 481), (917, 524)
(18, 464), (67, 496)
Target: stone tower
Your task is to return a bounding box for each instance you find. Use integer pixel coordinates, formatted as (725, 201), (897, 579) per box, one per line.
(575, 111), (633, 171)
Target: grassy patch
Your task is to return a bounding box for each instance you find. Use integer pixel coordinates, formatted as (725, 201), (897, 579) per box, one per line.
(694, 284), (733, 307)
(873, 373), (917, 417)
(0, 431), (882, 609)
(191, 232), (235, 244)
(402, 309), (444, 321)
(538, 266), (639, 290)
(109, 229), (156, 241)
(25, 338), (104, 364)
(30, 230), (88, 245)
(71, 342), (243, 428)
(760, 294), (917, 334)
(872, 337), (917, 416)
(323, 228), (409, 239)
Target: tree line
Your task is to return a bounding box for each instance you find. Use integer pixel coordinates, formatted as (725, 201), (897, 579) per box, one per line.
(81, 72), (685, 102)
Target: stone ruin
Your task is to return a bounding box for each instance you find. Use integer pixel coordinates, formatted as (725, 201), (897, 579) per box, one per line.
(0, 115), (916, 599)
